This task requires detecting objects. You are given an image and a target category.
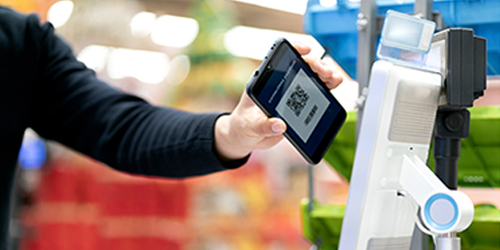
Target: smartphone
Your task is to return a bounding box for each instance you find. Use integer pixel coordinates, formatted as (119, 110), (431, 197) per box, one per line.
(246, 38), (346, 164)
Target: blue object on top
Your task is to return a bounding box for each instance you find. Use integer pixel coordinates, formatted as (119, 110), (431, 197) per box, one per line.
(304, 0), (500, 79)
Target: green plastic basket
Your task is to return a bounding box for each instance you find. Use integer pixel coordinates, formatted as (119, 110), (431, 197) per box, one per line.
(301, 200), (500, 250)
(324, 106), (500, 188)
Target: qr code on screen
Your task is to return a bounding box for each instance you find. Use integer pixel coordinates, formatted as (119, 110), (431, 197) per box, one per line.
(286, 84), (309, 117)
(304, 105), (318, 126)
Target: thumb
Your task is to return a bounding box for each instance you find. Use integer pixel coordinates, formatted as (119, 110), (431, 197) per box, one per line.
(255, 117), (286, 136)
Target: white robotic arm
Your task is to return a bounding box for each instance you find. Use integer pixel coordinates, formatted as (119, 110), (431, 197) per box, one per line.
(400, 154), (474, 249)
(400, 155), (474, 235)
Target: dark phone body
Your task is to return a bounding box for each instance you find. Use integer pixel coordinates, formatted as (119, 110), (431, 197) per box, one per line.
(246, 38), (346, 164)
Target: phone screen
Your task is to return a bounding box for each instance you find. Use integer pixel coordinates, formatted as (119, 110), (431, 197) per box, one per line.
(255, 44), (344, 158)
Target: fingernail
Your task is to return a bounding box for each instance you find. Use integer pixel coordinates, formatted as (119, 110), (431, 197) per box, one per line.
(272, 122), (284, 133)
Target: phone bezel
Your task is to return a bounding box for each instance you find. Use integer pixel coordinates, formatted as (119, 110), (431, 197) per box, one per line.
(246, 38), (346, 164)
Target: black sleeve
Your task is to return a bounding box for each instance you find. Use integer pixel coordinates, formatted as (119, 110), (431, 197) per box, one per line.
(25, 15), (247, 177)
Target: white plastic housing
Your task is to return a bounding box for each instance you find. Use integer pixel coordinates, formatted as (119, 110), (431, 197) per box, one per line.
(339, 61), (442, 250)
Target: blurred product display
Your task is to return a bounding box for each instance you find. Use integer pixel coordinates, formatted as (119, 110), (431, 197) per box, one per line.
(170, 0), (255, 111)
(16, 147), (314, 250)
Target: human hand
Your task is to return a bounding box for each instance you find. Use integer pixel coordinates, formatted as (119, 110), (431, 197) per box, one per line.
(214, 42), (343, 161)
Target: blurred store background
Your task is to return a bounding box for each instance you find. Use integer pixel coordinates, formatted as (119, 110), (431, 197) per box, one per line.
(5, 0), (357, 249)
(3, 0), (499, 250)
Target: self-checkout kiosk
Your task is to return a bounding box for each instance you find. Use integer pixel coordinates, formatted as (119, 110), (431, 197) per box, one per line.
(338, 11), (485, 250)
(301, 4), (491, 250)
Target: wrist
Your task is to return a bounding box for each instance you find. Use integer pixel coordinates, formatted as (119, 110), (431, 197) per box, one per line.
(214, 114), (252, 161)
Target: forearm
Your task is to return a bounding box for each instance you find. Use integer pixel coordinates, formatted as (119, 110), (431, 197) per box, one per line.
(26, 15), (246, 177)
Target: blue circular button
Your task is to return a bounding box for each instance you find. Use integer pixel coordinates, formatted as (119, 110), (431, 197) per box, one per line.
(424, 193), (459, 231)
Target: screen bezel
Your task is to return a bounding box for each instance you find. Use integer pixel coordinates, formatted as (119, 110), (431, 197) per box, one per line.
(247, 38), (346, 164)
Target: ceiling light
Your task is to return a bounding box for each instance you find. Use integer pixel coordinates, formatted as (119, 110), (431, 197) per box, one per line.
(47, 0), (74, 28)
(77, 45), (110, 72)
(151, 15), (199, 48)
(130, 11), (157, 38)
(107, 48), (170, 84)
(78, 45), (170, 84)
